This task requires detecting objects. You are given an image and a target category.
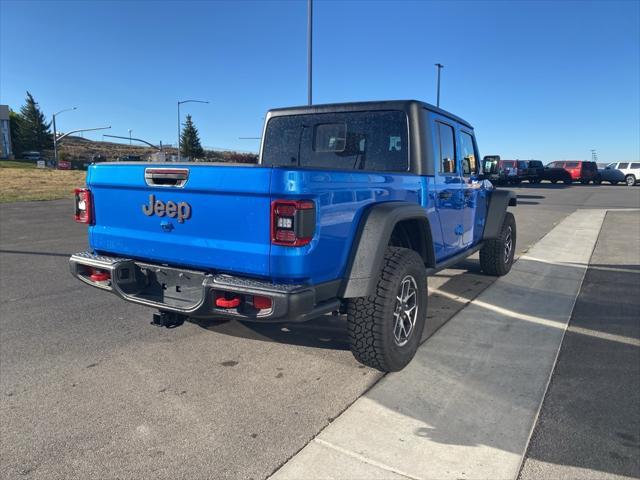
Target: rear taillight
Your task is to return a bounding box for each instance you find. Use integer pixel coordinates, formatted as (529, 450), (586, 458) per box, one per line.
(271, 199), (316, 246)
(74, 188), (92, 224)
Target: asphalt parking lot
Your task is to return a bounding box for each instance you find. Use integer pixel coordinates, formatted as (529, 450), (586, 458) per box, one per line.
(1, 183), (639, 479)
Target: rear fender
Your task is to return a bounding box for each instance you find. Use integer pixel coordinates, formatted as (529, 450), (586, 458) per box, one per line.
(339, 202), (434, 298)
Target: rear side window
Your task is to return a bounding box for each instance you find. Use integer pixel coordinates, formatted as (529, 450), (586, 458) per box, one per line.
(565, 162), (579, 168)
(437, 123), (456, 174)
(517, 161), (528, 169)
(530, 161), (543, 168)
(501, 160), (516, 168)
(619, 162), (629, 169)
(459, 131), (478, 175)
(262, 110), (408, 172)
(631, 163), (640, 169)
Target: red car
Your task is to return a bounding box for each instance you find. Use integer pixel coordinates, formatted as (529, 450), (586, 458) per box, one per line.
(546, 161), (598, 184)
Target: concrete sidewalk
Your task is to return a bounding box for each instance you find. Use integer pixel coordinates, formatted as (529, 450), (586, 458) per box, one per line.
(270, 209), (608, 480)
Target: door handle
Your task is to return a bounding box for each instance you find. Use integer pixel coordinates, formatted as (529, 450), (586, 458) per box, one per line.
(438, 191), (452, 200)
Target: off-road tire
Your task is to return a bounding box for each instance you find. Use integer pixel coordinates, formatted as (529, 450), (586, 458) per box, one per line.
(626, 175), (636, 187)
(480, 212), (516, 276)
(346, 247), (427, 372)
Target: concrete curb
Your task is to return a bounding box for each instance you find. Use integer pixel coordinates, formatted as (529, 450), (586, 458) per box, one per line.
(270, 209), (608, 480)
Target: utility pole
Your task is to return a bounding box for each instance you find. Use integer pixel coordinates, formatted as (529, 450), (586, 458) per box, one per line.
(177, 99), (209, 161)
(128, 129), (132, 145)
(307, 0), (313, 105)
(591, 149), (598, 163)
(52, 106), (77, 165)
(435, 63), (444, 108)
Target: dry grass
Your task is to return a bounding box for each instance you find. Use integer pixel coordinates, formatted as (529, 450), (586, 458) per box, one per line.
(0, 168), (86, 203)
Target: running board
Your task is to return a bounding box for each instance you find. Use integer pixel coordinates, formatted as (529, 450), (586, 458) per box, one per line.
(426, 243), (483, 276)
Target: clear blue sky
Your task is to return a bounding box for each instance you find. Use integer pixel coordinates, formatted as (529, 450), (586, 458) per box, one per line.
(1, 0), (638, 161)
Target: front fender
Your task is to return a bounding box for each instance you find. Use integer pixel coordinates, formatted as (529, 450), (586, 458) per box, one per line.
(483, 189), (516, 240)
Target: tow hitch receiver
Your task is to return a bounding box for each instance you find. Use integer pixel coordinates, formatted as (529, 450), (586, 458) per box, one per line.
(151, 311), (186, 328)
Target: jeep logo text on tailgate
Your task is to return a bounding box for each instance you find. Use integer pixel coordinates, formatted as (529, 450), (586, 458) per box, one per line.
(142, 194), (191, 223)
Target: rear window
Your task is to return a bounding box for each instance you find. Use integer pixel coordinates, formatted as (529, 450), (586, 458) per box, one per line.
(530, 161), (543, 168)
(565, 162), (579, 168)
(262, 110), (408, 172)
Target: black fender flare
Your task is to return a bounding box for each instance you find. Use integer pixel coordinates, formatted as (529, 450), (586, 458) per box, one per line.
(339, 202), (435, 298)
(483, 189), (517, 240)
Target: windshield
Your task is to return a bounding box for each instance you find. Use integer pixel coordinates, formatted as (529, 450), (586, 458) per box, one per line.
(261, 110), (409, 172)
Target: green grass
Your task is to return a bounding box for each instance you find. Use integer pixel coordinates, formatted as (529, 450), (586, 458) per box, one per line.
(0, 160), (37, 169)
(0, 167), (86, 203)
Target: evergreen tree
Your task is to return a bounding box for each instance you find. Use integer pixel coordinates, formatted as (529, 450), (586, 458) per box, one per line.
(180, 114), (204, 160)
(17, 91), (53, 152)
(9, 109), (25, 156)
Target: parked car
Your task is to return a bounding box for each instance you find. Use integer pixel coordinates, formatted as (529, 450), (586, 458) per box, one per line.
(22, 151), (41, 161)
(497, 160), (529, 184)
(599, 162), (640, 186)
(596, 163), (626, 185)
(546, 160), (598, 184)
(69, 100), (517, 372)
(542, 163), (573, 184)
(524, 160), (544, 184)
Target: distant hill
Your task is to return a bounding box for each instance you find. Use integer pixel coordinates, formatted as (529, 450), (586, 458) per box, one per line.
(46, 136), (258, 164)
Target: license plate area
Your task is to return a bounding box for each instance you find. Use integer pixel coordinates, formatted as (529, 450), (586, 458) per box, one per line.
(116, 262), (206, 309)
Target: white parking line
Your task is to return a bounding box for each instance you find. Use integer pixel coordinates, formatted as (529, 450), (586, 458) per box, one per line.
(270, 209), (608, 480)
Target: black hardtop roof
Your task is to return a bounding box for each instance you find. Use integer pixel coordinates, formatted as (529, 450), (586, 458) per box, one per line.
(266, 100), (473, 129)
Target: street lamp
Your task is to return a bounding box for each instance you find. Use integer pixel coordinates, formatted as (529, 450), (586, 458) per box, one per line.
(53, 106), (77, 165)
(177, 99), (209, 161)
(128, 129), (132, 145)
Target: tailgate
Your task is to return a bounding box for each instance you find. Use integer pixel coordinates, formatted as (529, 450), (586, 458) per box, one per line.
(87, 163), (273, 277)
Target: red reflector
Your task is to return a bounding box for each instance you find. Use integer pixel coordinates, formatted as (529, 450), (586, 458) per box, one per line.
(253, 296), (272, 310)
(90, 270), (110, 282)
(216, 296), (241, 308)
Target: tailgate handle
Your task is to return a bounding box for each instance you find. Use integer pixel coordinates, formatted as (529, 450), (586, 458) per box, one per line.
(145, 168), (189, 187)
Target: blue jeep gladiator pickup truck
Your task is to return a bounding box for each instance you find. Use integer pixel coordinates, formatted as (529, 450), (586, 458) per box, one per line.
(70, 100), (516, 371)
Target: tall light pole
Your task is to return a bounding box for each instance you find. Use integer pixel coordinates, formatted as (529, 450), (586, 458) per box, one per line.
(128, 129), (132, 145)
(307, 0), (313, 105)
(52, 106), (77, 165)
(177, 99), (209, 161)
(435, 63), (444, 108)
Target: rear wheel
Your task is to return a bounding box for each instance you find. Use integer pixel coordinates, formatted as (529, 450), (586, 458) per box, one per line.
(480, 212), (516, 276)
(626, 175), (636, 186)
(346, 247), (427, 372)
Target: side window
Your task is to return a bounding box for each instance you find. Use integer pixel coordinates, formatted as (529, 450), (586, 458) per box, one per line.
(631, 163), (640, 169)
(619, 162), (629, 169)
(437, 122), (456, 174)
(460, 131), (478, 176)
